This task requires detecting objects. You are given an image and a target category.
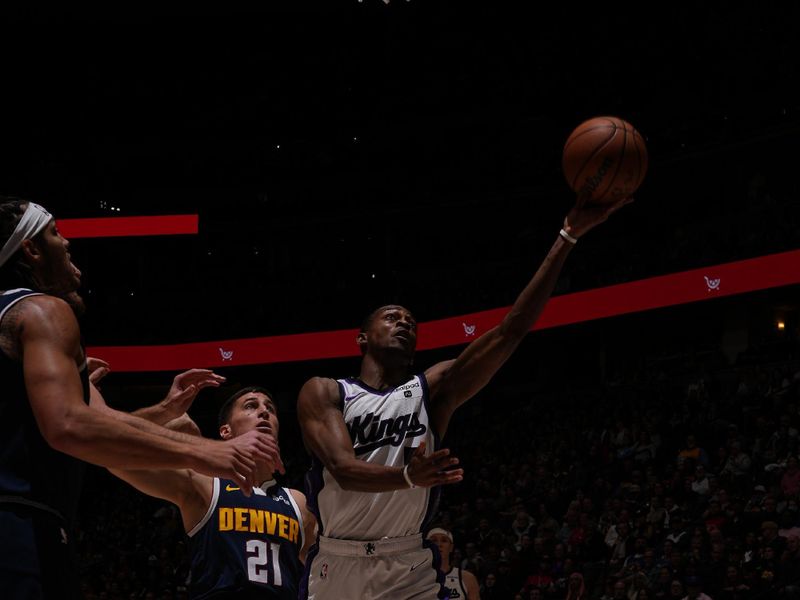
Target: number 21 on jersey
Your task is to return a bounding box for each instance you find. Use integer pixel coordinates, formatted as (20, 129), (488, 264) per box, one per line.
(246, 539), (282, 585)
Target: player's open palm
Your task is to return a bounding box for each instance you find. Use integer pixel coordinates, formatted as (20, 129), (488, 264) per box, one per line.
(406, 442), (463, 488)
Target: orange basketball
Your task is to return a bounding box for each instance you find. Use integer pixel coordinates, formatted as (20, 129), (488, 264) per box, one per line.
(562, 116), (648, 204)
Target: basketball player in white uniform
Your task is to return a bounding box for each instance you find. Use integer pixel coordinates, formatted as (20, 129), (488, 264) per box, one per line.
(427, 528), (480, 599)
(298, 195), (630, 599)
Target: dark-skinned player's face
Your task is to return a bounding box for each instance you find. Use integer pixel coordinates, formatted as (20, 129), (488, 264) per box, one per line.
(359, 305), (417, 358)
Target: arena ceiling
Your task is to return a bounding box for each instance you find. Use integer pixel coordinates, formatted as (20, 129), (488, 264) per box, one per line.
(1, 4), (798, 347)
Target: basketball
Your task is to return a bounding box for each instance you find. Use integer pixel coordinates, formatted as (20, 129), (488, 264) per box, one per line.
(562, 116), (648, 204)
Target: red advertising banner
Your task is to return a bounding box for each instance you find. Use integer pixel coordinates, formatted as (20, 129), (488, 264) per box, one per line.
(58, 215), (199, 238)
(87, 249), (800, 371)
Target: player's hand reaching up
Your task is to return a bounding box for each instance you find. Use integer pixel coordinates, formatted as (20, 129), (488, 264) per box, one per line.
(405, 442), (463, 488)
(193, 430), (285, 496)
(563, 194), (633, 240)
(161, 369), (226, 421)
(87, 357), (111, 387)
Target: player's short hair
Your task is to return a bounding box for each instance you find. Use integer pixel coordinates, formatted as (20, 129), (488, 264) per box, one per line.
(359, 306), (386, 334)
(217, 386), (276, 429)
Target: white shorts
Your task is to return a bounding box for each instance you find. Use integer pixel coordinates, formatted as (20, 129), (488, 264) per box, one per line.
(302, 533), (446, 600)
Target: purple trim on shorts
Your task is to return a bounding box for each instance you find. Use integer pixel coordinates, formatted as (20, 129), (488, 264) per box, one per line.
(423, 538), (450, 599)
(298, 542), (320, 600)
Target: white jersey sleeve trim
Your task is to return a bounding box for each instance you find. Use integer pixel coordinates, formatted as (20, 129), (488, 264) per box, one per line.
(187, 477), (220, 537)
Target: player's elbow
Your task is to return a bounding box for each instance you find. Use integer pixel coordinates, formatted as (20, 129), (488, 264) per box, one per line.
(41, 407), (88, 456)
(42, 418), (77, 454)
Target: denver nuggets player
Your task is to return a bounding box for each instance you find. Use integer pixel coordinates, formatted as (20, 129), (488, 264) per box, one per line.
(111, 387), (316, 599)
(298, 195), (631, 599)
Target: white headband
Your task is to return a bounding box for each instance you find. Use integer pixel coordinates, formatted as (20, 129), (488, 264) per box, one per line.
(0, 203), (53, 268)
(426, 527), (453, 542)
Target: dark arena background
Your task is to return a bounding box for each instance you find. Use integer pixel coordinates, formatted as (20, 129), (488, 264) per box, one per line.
(2, 3), (800, 599)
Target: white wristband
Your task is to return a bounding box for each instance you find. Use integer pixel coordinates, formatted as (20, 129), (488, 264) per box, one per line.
(559, 228), (578, 245)
(402, 464), (416, 488)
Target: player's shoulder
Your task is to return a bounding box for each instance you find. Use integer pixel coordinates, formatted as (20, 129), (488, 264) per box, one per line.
(286, 487), (307, 507)
(14, 293), (73, 319)
(13, 294), (78, 337)
(299, 377), (340, 403)
(423, 359), (456, 392)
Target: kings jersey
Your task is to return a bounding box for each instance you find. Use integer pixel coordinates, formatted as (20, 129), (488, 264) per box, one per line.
(306, 374), (439, 540)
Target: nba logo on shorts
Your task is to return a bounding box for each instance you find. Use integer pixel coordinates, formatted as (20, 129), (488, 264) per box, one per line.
(320, 563), (328, 579)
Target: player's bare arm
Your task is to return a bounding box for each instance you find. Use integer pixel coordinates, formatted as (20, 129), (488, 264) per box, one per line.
(288, 488), (318, 564)
(462, 569), (480, 600)
(19, 295), (277, 493)
(89, 380), (282, 475)
(89, 365), (220, 436)
(426, 196), (632, 437)
(298, 376), (463, 491)
(132, 368), (226, 425)
(109, 466), (213, 533)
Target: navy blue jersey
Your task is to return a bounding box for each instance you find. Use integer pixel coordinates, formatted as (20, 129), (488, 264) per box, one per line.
(0, 288), (89, 599)
(188, 478), (305, 600)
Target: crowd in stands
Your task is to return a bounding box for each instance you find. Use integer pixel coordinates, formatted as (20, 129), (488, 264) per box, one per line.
(74, 320), (800, 599)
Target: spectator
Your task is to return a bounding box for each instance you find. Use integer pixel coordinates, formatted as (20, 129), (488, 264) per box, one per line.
(782, 455), (800, 498)
(692, 465), (713, 497)
(678, 436), (710, 469)
(682, 576), (713, 600)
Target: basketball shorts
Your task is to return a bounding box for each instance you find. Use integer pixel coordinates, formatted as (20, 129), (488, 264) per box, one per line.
(301, 533), (446, 599)
(0, 504), (79, 599)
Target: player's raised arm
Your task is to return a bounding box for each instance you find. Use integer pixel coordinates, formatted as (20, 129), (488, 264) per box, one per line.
(132, 368), (226, 426)
(426, 196), (631, 436)
(21, 296), (276, 494)
(297, 376), (463, 491)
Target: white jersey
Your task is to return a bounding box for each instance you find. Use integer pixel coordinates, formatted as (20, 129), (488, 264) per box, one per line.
(305, 374), (438, 540)
(444, 567), (469, 599)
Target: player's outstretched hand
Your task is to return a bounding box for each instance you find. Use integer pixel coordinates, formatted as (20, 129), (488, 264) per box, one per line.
(87, 357), (111, 386)
(406, 442), (463, 488)
(161, 369), (226, 421)
(193, 430), (285, 497)
(563, 195), (634, 239)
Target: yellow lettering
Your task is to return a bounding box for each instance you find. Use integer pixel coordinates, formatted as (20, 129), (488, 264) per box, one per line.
(289, 518), (299, 543)
(278, 514), (289, 539)
(249, 509), (265, 533)
(235, 508), (248, 532)
(265, 511), (278, 535)
(219, 508), (233, 531)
